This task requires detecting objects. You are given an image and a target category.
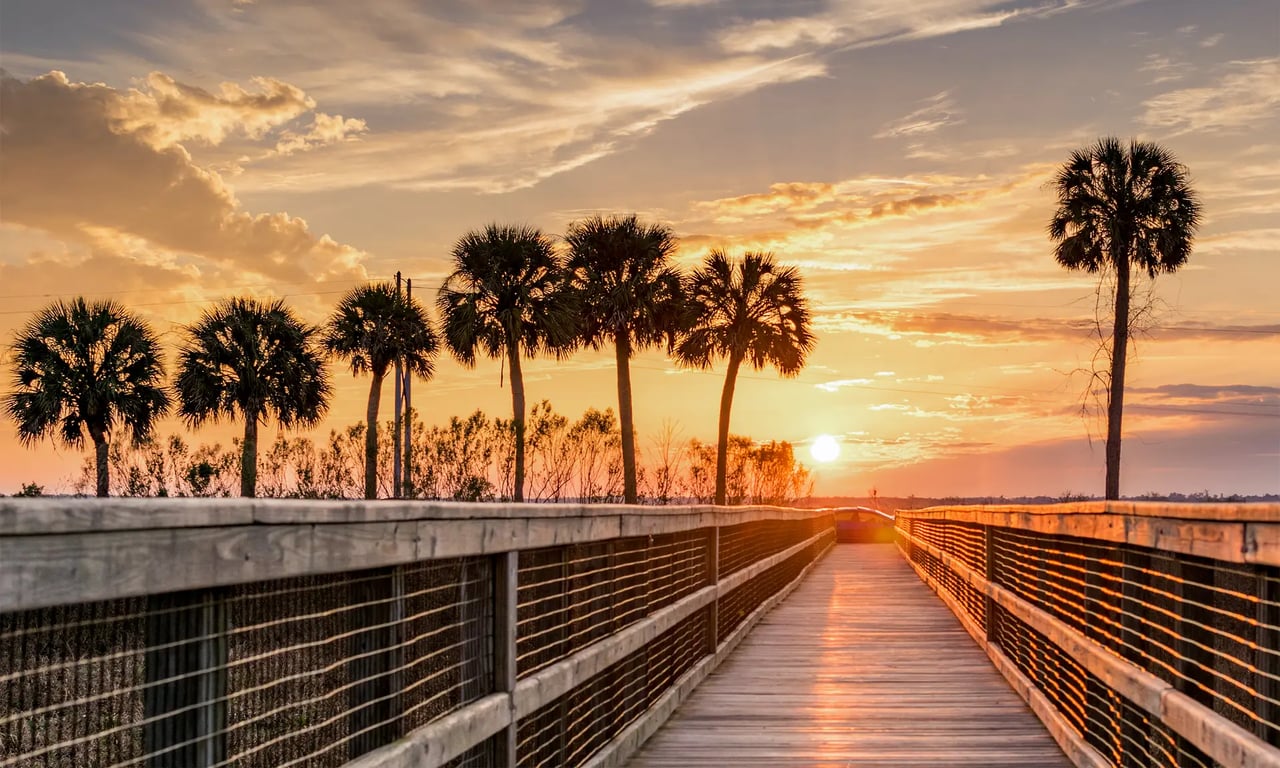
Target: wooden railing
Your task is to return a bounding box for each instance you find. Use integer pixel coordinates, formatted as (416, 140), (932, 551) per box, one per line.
(896, 502), (1280, 768)
(0, 499), (835, 768)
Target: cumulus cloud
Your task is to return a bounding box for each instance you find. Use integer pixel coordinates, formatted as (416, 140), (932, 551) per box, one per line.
(1142, 57), (1280, 134)
(274, 112), (368, 155)
(0, 71), (367, 285)
(110, 71), (315, 148)
(875, 92), (964, 139)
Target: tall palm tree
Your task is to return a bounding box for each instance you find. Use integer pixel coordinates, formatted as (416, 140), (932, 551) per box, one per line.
(1049, 138), (1200, 500)
(176, 297), (331, 497)
(5, 298), (170, 497)
(676, 250), (814, 506)
(437, 224), (576, 502)
(565, 215), (683, 504)
(325, 283), (438, 500)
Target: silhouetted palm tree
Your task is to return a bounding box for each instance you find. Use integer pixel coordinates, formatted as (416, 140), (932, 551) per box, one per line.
(5, 298), (170, 496)
(176, 297), (331, 497)
(437, 224), (576, 502)
(565, 215), (683, 504)
(325, 283), (438, 499)
(1049, 138), (1200, 500)
(676, 250), (814, 505)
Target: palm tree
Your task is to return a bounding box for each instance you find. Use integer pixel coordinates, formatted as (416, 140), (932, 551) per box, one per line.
(676, 250), (814, 506)
(325, 283), (438, 499)
(565, 215), (683, 504)
(5, 298), (170, 497)
(1049, 138), (1200, 500)
(437, 224), (576, 502)
(176, 297), (331, 497)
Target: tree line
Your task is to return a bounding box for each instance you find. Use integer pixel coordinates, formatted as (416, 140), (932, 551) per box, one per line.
(5, 215), (814, 503)
(60, 403), (813, 505)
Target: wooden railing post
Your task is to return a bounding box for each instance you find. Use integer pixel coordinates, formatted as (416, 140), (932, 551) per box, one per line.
(983, 525), (996, 641)
(348, 567), (401, 758)
(1257, 569), (1279, 746)
(1120, 547), (1152, 765)
(143, 590), (227, 768)
(706, 522), (720, 653)
(494, 551), (519, 767)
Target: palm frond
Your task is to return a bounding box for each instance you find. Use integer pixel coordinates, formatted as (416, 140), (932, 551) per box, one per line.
(177, 297), (331, 429)
(675, 250), (814, 377)
(1048, 137), (1200, 277)
(4, 298), (169, 448)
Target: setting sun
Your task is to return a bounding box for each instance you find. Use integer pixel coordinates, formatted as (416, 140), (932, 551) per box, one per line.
(810, 435), (841, 464)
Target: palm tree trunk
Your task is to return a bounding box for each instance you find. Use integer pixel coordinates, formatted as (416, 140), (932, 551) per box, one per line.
(507, 341), (526, 503)
(90, 427), (109, 497)
(714, 353), (743, 506)
(365, 372), (384, 500)
(241, 416), (259, 498)
(1106, 256), (1131, 501)
(615, 331), (638, 504)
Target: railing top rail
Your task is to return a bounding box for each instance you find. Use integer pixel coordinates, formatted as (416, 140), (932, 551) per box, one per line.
(896, 500), (1280, 522)
(0, 500), (835, 613)
(896, 501), (1280, 567)
(0, 497), (833, 536)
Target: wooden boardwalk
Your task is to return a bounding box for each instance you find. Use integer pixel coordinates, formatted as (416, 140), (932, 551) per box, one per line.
(626, 543), (1071, 767)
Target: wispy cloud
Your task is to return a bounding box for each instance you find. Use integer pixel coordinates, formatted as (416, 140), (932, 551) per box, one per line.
(875, 91), (964, 139)
(1142, 57), (1280, 134)
(715, 0), (1104, 55)
(1139, 54), (1190, 85)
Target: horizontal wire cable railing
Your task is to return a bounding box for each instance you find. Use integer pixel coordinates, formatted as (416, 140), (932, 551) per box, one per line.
(896, 504), (1280, 768)
(0, 500), (836, 768)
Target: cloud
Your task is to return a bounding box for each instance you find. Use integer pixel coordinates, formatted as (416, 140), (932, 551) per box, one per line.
(1139, 54), (1189, 85)
(1142, 57), (1280, 134)
(1128, 384), (1280, 415)
(816, 378), (874, 392)
(690, 171), (1028, 230)
(110, 71), (315, 148)
(82, 1), (829, 194)
(40, 1), (1111, 194)
(274, 112), (368, 156)
(813, 310), (1280, 346)
(1200, 33), (1224, 48)
(0, 71), (367, 285)
(715, 0), (1095, 55)
(1130, 383), (1280, 398)
(875, 91), (963, 139)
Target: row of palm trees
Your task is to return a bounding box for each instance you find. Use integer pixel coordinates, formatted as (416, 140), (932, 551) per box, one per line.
(6, 215), (814, 503)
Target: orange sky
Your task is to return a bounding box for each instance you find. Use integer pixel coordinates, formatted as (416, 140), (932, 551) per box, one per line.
(1, 0), (1277, 497)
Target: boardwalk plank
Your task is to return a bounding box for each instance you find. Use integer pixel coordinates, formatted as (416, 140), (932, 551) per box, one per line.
(626, 543), (1071, 767)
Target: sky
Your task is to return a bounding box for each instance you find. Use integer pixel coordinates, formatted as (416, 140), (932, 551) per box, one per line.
(0, 0), (1277, 498)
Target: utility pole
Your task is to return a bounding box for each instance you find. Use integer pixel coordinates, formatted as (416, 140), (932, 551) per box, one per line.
(403, 278), (413, 499)
(393, 271), (403, 499)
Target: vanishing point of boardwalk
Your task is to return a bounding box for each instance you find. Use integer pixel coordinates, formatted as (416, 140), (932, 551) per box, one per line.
(628, 544), (1071, 767)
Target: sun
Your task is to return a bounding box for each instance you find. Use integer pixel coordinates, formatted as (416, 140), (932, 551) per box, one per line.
(810, 434), (841, 463)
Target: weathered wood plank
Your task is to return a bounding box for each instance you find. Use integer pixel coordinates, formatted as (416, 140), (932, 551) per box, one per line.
(902, 501), (1280, 523)
(897, 504), (1280, 565)
(626, 544), (1072, 767)
(0, 498), (833, 535)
